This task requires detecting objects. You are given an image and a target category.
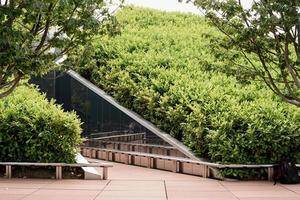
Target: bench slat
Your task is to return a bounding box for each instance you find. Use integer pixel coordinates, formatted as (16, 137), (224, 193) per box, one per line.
(1, 161), (113, 180)
(0, 162), (113, 168)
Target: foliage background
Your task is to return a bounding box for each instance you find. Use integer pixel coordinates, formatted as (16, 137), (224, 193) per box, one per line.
(76, 7), (300, 178)
(0, 85), (82, 163)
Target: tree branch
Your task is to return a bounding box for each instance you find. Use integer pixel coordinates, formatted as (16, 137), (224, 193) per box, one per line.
(297, 24), (300, 57)
(35, 3), (53, 53)
(37, 3), (79, 56)
(284, 33), (300, 88)
(30, 13), (42, 35)
(0, 74), (22, 98)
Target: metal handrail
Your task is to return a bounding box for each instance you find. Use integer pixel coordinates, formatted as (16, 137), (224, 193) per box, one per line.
(83, 140), (177, 149)
(91, 133), (146, 140)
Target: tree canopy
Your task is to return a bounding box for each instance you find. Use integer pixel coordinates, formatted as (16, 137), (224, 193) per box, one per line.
(194, 0), (300, 107)
(0, 0), (119, 98)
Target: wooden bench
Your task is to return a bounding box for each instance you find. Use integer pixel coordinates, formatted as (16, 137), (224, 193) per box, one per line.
(0, 162), (113, 180)
(81, 146), (298, 181)
(83, 140), (187, 158)
(82, 147), (220, 178)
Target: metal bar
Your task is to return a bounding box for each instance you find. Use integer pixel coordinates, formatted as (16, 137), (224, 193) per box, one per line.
(90, 130), (128, 137)
(93, 133), (146, 141)
(84, 140), (176, 150)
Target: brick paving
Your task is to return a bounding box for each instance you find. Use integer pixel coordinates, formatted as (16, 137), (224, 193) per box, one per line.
(0, 161), (300, 200)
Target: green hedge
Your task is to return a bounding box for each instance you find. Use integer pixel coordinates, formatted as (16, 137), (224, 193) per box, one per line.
(0, 85), (82, 163)
(78, 7), (300, 178)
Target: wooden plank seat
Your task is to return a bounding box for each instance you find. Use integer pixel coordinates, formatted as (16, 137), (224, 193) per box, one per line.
(0, 162), (113, 180)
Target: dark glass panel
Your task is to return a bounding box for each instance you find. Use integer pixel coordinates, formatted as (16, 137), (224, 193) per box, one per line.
(31, 72), (170, 146)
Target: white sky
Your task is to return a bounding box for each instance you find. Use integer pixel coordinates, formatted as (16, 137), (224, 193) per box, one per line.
(124, 0), (254, 14)
(125, 0), (200, 14)
(0, 0), (253, 15)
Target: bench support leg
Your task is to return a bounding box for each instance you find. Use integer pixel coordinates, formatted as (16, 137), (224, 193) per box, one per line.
(6, 165), (11, 179)
(103, 167), (108, 180)
(125, 154), (129, 165)
(172, 161), (177, 173)
(268, 167), (274, 181)
(203, 165), (209, 178)
(56, 166), (62, 179)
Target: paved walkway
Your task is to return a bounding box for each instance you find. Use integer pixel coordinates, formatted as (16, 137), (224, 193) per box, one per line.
(1, 161), (300, 200)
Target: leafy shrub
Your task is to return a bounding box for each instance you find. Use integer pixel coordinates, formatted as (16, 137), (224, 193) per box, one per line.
(0, 85), (82, 163)
(78, 7), (300, 178)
